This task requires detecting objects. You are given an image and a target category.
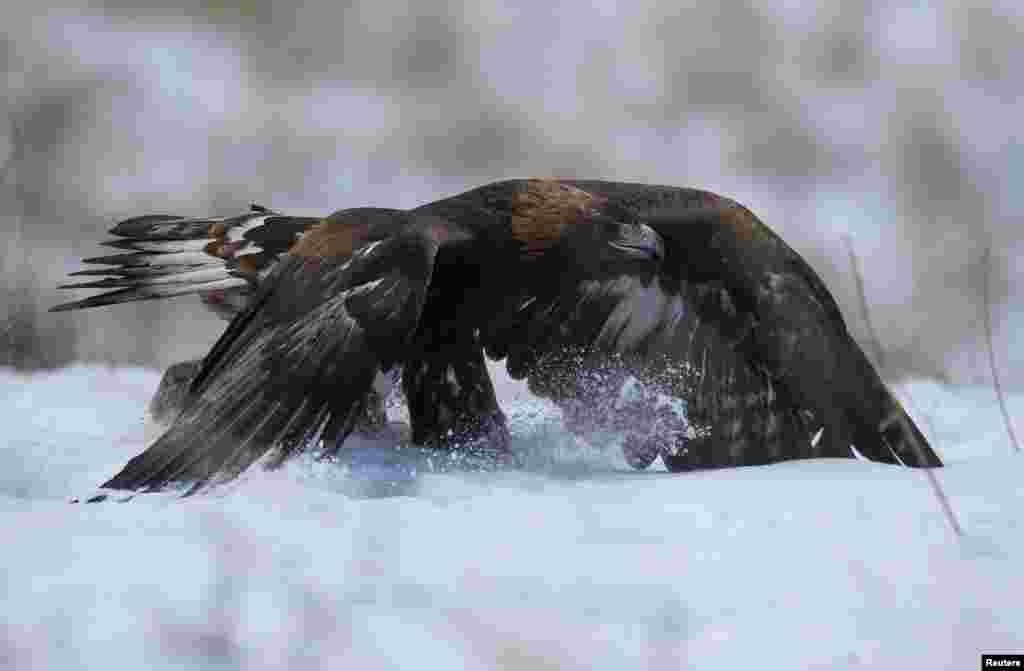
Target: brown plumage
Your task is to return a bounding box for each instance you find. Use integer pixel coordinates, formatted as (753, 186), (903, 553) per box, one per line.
(508, 179), (606, 254)
(57, 179), (941, 497)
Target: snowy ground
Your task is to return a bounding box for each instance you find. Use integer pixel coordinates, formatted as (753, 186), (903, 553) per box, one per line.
(2, 365), (1022, 670)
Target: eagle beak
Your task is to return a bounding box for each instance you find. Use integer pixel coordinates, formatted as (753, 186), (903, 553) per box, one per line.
(609, 223), (664, 261)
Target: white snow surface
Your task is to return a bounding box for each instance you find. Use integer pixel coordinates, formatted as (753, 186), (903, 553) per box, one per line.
(2, 365), (1022, 670)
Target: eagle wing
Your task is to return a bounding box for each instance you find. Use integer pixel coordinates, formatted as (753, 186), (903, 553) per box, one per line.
(98, 217), (446, 495)
(647, 203), (940, 467)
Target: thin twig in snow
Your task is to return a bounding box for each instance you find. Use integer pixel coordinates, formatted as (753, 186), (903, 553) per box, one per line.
(843, 235), (886, 371)
(843, 235), (963, 538)
(980, 246), (1021, 454)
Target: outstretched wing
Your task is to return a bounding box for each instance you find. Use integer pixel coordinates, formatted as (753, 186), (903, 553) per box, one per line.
(645, 202), (940, 467)
(98, 217), (447, 495)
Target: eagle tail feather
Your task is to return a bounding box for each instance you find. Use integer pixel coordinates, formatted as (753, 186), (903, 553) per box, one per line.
(50, 206), (320, 313)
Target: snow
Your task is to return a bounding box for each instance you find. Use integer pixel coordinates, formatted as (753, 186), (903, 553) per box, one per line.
(2, 365), (1022, 669)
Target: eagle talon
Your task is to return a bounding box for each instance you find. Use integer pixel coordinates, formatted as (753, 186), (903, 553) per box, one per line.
(661, 436), (708, 473)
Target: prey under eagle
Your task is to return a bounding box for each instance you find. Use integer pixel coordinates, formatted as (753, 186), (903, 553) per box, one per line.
(54, 179), (942, 495)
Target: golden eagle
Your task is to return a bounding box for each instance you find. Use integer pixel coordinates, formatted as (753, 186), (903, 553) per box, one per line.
(55, 179), (941, 495)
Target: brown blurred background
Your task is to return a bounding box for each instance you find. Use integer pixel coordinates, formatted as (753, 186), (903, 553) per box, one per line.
(2, 0), (1020, 386)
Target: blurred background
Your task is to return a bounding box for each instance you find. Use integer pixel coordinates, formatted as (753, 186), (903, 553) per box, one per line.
(1, 0), (1020, 387)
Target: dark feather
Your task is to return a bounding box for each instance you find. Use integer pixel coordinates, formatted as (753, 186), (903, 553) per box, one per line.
(50, 277), (250, 312)
(108, 214), (215, 240)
